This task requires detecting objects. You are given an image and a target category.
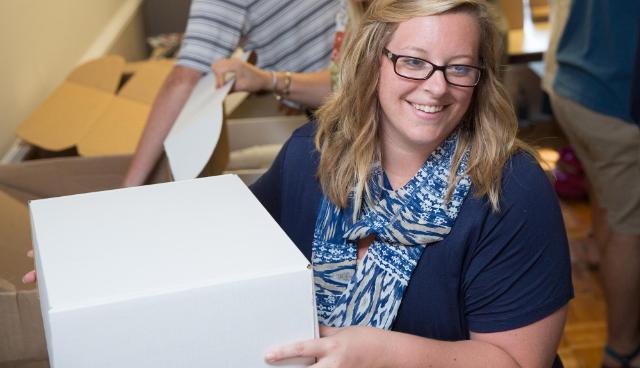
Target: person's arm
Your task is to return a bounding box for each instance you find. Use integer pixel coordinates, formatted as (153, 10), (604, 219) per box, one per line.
(122, 65), (202, 187)
(211, 58), (332, 108)
(266, 306), (566, 367)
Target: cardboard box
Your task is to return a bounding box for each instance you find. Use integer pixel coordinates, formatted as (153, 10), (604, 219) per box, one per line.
(0, 192), (47, 363)
(0, 359), (49, 368)
(12, 54), (306, 182)
(0, 154), (174, 205)
(13, 55), (252, 160)
(15, 56), (174, 156)
(224, 94), (308, 184)
(14, 55), (126, 153)
(29, 175), (316, 368)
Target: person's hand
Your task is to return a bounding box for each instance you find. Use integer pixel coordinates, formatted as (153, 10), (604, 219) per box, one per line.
(211, 58), (271, 92)
(264, 325), (390, 368)
(22, 249), (37, 284)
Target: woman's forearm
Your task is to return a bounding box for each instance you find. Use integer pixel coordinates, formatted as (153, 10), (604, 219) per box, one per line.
(267, 307), (567, 368)
(211, 59), (333, 108)
(271, 69), (332, 108)
(381, 331), (520, 368)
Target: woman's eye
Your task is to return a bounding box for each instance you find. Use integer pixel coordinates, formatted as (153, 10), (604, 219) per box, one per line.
(399, 57), (426, 69)
(448, 65), (472, 76)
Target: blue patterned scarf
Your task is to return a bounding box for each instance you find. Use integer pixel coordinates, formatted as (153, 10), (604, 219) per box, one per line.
(312, 132), (471, 328)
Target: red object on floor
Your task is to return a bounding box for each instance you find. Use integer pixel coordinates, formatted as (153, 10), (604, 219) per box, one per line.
(553, 146), (589, 199)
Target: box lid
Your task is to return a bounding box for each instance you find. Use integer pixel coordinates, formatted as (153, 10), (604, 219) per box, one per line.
(30, 175), (309, 311)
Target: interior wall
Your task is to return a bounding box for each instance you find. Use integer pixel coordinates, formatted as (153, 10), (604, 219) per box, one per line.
(108, 9), (148, 62)
(0, 0), (146, 157)
(143, 0), (191, 37)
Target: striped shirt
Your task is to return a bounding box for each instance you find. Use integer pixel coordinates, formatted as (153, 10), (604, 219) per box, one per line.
(177, 0), (339, 73)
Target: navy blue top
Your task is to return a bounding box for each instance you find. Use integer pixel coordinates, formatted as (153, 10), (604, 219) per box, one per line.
(250, 122), (573, 364)
(631, 34), (640, 124)
(553, 0), (640, 125)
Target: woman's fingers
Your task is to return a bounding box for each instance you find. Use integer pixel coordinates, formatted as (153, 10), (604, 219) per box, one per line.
(211, 60), (236, 88)
(211, 58), (269, 92)
(23, 250), (37, 284)
(22, 270), (37, 284)
(265, 339), (325, 363)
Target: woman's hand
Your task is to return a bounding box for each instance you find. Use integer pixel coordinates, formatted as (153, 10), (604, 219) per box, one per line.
(265, 325), (391, 368)
(22, 249), (37, 284)
(211, 58), (271, 92)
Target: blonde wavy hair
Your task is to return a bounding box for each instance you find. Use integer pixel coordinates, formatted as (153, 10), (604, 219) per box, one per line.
(316, 0), (532, 214)
(347, 1), (368, 29)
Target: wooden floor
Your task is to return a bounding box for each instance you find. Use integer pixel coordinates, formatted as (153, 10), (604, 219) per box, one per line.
(558, 199), (607, 368)
(519, 120), (607, 368)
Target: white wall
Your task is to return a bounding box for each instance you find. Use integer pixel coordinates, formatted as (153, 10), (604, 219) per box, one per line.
(0, 0), (146, 157)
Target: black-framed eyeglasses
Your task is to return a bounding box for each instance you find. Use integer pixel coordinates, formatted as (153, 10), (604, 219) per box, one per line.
(383, 48), (482, 88)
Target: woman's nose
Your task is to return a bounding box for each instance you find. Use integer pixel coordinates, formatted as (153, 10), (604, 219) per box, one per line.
(420, 69), (448, 96)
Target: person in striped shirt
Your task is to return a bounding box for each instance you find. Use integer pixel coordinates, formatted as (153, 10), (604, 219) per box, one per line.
(122, 0), (339, 187)
(210, 0), (367, 109)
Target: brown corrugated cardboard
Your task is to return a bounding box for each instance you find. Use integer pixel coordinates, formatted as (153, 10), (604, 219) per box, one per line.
(78, 60), (174, 157)
(15, 56), (125, 152)
(0, 360), (49, 368)
(76, 98), (151, 156)
(118, 60), (175, 103)
(15, 57), (174, 157)
(0, 191), (47, 363)
(0, 155), (177, 205)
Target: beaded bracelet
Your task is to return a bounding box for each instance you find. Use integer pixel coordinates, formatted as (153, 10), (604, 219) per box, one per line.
(274, 71), (292, 101)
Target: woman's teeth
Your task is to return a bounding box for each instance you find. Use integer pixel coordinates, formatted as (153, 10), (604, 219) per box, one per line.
(412, 103), (444, 113)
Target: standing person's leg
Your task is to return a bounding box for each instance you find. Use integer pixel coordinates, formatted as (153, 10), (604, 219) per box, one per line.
(549, 92), (640, 367)
(601, 231), (640, 366)
(591, 195), (609, 261)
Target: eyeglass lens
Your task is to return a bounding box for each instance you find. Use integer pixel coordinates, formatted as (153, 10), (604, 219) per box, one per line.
(395, 56), (480, 87)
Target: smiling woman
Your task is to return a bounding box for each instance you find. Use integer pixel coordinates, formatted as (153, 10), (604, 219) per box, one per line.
(250, 1), (573, 367)
(376, 13), (480, 188)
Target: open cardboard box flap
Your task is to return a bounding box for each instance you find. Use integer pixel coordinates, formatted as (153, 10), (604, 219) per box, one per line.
(15, 55), (252, 159)
(15, 56), (125, 152)
(15, 56), (175, 156)
(75, 59), (176, 157)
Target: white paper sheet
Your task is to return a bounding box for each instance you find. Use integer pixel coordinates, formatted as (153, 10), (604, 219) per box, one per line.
(164, 52), (250, 181)
(163, 75), (230, 180)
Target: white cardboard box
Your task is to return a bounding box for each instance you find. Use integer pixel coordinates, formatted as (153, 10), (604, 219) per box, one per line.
(29, 175), (316, 368)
